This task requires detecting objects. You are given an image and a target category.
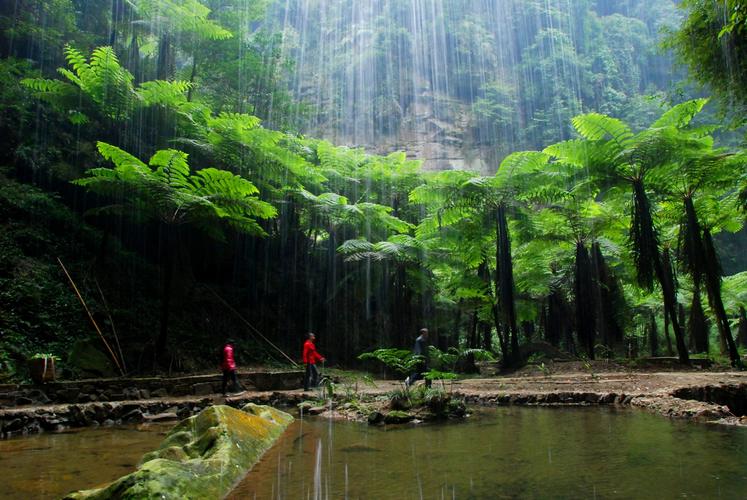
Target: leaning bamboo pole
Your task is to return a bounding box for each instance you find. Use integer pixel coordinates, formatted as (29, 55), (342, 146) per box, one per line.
(206, 286), (299, 368)
(57, 258), (124, 376)
(94, 277), (127, 374)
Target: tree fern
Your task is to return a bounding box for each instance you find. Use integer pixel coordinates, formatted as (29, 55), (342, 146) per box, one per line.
(572, 113), (633, 146)
(75, 141), (275, 236)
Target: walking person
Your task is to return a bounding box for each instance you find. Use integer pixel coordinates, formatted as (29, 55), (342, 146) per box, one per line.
(302, 332), (325, 391)
(221, 339), (239, 396)
(405, 328), (431, 388)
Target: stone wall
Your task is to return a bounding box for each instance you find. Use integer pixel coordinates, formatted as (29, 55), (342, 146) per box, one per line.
(0, 370), (303, 408)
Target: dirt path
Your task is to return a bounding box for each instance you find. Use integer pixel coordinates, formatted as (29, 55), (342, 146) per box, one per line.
(1, 370), (746, 437)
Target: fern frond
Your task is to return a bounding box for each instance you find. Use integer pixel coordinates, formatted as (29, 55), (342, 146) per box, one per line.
(571, 113), (633, 146)
(136, 80), (191, 106)
(651, 99), (708, 129)
(149, 149), (192, 190)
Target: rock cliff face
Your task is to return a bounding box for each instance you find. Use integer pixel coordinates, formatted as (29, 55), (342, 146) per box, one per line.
(64, 404), (293, 499)
(384, 92), (487, 172)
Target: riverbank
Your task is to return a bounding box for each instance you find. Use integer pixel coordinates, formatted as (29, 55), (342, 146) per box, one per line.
(1, 368), (745, 437)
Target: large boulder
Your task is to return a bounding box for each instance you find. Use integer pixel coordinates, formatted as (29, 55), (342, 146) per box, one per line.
(67, 339), (117, 378)
(64, 404), (293, 499)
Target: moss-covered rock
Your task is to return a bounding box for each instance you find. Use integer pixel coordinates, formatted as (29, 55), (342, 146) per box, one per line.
(64, 404), (293, 499)
(67, 339), (117, 378)
(384, 410), (414, 424)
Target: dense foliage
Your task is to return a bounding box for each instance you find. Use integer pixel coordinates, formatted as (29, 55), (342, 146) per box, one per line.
(0, 0), (745, 379)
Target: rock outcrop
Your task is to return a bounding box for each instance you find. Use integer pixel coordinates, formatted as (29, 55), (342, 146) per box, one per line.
(64, 404), (293, 499)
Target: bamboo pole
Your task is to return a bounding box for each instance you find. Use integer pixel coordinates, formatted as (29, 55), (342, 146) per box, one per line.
(94, 277), (128, 374)
(57, 258), (124, 376)
(206, 286), (299, 368)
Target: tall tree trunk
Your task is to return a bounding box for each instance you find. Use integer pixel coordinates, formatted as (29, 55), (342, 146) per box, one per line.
(495, 204), (520, 366)
(737, 306), (747, 348)
(547, 288), (572, 353)
(663, 309), (674, 356)
(592, 242), (624, 350)
(575, 242), (596, 359)
(469, 310), (479, 349)
(631, 180), (689, 364)
(649, 314), (659, 357)
(109, 0), (122, 46)
(702, 228), (741, 366)
(477, 261), (493, 352)
(156, 33), (175, 80)
(521, 321), (534, 344)
(683, 197), (741, 366)
(187, 48), (198, 102)
(155, 225), (176, 366)
(689, 284), (709, 354)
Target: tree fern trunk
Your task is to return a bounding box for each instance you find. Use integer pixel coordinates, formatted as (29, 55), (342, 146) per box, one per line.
(156, 33), (175, 80)
(496, 204), (519, 366)
(649, 314), (659, 357)
(575, 241), (596, 359)
(683, 197), (740, 366)
(689, 284), (709, 354)
(737, 306), (747, 348)
(702, 228), (742, 366)
(155, 225), (176, 366)
(632, 180), (689, 364)
(663, 309), (674, 356)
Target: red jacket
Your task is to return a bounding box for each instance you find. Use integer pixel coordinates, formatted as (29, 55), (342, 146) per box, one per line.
(222, 344), (236, 371)
(302, 340), (324, 365)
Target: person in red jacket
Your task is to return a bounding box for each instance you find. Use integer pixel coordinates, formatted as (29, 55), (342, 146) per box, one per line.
(302, 332), (325, 391)
(221, 339), (239, 396)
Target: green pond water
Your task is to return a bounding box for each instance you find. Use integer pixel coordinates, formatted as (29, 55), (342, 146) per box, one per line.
(1, 408), (746, 499)
(228, 407), (747, 499)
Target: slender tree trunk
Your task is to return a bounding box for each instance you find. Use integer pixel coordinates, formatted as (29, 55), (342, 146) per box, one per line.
(109, 0), (121, 46)
(187, 49), (198, 102)
(632, 180), (689, 364)
(683, 196), (740, 366)
(522, 321), (534, 344)
(702, 228), (742, 367)
(495, 204), (520, 366)
(649, 314), (659, 357)
(663, 309), (674, 356)
(737, 306), (747, 348)
(477, 260), (502, 354)
(469, 310), (479, 349)
(690, 284), (709, 354)
(155, 225), (176, 366)
(591, 243), (608, 349)
(592, 242), (623, 354)
(575, 242), (596, 359)
(156, 33), (175, 80)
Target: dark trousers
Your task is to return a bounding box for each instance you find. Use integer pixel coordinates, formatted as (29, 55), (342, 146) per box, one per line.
(408, 364), (431, 388)
(222, 369), (238, 394)
(304, 363), (319, 391)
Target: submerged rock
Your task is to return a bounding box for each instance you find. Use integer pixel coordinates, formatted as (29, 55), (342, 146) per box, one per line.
(64, 404), (293, 499)
(384, 410), (414, 424)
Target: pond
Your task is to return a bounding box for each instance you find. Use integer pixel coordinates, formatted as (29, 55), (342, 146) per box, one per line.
(228, 407), (747, 499)
(1, 408), (746, 499)
(0, 423), (171, 499)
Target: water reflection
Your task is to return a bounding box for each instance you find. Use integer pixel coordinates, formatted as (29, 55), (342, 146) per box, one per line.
(229, 407), (747, 499)
(0, 423), (171, 499)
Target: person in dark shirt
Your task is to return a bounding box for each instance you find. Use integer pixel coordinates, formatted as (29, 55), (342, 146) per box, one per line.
(405, 328), (431, 388)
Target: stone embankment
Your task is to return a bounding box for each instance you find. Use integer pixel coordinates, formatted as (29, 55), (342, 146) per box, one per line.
(1, 370), (745, 437)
